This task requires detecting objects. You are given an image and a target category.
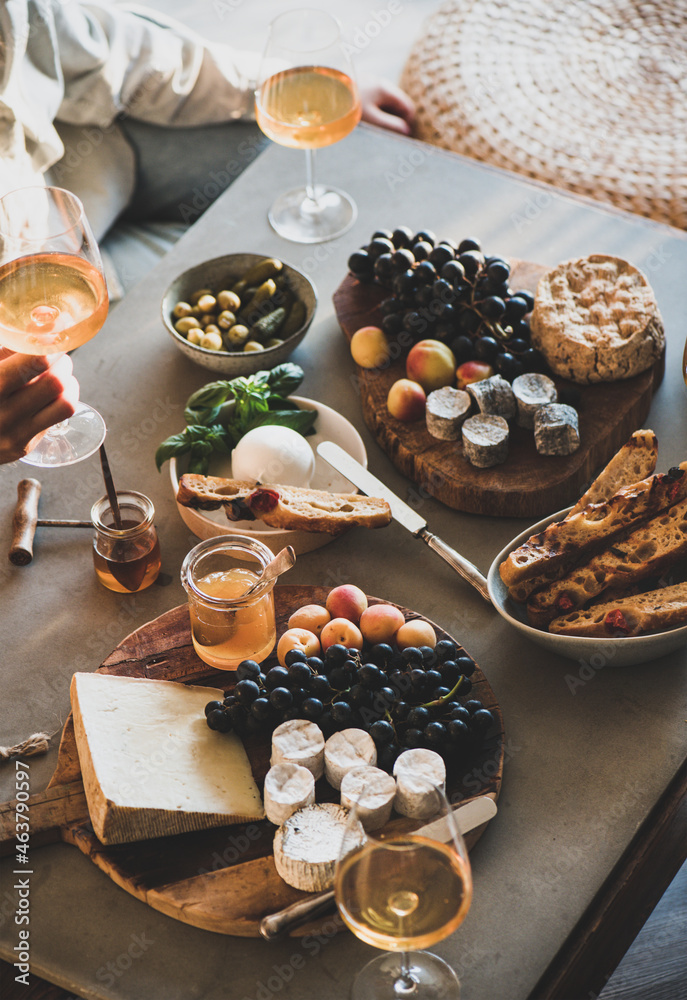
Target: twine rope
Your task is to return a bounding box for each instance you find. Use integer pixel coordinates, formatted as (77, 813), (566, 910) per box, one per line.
(0, 731), (56, 761)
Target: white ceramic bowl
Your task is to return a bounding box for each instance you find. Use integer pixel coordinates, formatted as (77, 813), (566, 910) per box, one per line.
(161, 253), (317, 375)
(169, 396), (368, 555)
(487, 507), (687, 667)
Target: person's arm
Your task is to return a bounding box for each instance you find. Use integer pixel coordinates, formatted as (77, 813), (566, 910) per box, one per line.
(0, 351), (79, 465)
(360, 79), (415, 136)
(53, 1), (256, 128)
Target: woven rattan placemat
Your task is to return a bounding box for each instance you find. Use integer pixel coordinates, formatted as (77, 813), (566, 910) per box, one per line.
(401, 0), (687, 228)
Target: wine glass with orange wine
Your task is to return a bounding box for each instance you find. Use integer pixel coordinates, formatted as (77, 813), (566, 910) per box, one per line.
(255, 8), (362, 243)
(0, 186), (108, 466)
(335, 772), (473, 999)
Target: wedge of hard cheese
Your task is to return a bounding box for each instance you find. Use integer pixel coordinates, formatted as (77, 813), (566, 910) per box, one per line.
(70, 673), (265, 845)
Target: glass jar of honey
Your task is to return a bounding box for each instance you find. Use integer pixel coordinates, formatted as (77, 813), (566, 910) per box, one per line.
(91, 491), (161, 593)
(181, 535), (277, 670)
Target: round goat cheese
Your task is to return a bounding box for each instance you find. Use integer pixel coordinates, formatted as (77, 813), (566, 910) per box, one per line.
(426, 387), (472, 440)
(340, 766), (397, 831)
(462, 414), (509, 467)
(263, 762), (315, 826)
(271, 719), (325, 779)
(534, 403), (580, 455)
(324, 728), (377, 790)
(273, 803), (365, 892)
(512, 373), (557, 428)
(467, 374), (516, 420)
(393, 749), (446, 819)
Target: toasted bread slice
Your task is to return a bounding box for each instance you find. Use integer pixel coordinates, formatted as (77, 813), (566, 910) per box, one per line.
(569, 429), (658, 516)
(499, 462), (687, 591)
(526, 497), (687, 627)
(548, 582), (687, 637)
(177, 474), (392, 535)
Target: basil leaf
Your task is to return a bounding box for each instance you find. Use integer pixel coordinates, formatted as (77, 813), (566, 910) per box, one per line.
(185, 379), (237, 415)
(266, 363), (305, 398)
(155, 424), (231, 471)
(267, 396), (300, 411)
(246, 408), (317, 436)
(187, 441), (215, 475)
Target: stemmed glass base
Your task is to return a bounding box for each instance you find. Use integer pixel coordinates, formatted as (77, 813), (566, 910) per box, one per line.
(351, 951), (461, 999)
(268, 184), (357, 243)
(21, 402), (106, 467)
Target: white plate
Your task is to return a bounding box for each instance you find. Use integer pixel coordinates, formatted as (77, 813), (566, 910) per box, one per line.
(487, 507), (687, 667)
(169, 396), (368, 554)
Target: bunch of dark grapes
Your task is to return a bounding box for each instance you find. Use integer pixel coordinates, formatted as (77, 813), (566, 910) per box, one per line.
(347, 226), (543, 382)
(205, 639), (494, 774)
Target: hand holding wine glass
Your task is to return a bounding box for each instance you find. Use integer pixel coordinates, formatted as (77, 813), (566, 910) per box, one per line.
(255, 9), (362, 243)
(335, 770), (473, 999)
(0, 349), (79, 464)
(0, 186), (109, 466)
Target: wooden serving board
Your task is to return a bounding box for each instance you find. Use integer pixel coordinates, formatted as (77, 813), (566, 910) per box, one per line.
(334, 264), (664, 518)
(0, 586), (504, 938)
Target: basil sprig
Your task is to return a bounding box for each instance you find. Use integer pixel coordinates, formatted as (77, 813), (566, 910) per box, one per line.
(155, 363), (315, 474)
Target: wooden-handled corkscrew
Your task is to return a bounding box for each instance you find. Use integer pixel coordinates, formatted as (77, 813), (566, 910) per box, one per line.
(8, 478), (91, 566)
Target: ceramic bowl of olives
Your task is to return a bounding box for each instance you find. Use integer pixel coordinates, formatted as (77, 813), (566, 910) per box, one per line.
(162, 253), (317, 374)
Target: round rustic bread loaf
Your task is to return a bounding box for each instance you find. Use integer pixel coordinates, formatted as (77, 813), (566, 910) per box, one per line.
(530, 255), (664, 384)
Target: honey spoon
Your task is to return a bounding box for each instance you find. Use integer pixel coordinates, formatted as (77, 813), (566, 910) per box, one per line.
(242, 545), (296, 596)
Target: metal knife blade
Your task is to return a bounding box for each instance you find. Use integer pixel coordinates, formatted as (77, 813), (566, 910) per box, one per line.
(259, 796), (497, 941)
(317, 441), (491, 602)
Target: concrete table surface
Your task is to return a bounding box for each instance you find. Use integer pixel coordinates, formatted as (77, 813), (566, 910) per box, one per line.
(1, 126), (686, 1000)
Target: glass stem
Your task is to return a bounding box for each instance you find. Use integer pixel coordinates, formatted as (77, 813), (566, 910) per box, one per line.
(394, 951), (416, 996)
(304, 149), (319, 205)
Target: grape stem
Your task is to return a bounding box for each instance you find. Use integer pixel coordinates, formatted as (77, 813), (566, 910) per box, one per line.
(421, 674), (466, 709)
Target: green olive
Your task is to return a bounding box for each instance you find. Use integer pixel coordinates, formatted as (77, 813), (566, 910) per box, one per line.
(200, 331), (223, 351)
(217, 290), (241, 312)
(175, 316), (202, 334)
(217, 310), (237, 330)
(204, 324), (221, 337)
(243, 340), (264, 353)
(190, 287), (213, 305)
(186, 328), (204, 346)
(196, 293), (217, 313)
(172, 301), (193, 319)
(224, 323), (250, 348)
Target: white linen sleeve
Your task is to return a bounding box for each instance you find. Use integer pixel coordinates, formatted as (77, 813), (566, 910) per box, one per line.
(54, 1), (258, 128)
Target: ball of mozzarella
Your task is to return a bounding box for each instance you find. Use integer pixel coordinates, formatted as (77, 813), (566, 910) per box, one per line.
(231, 425), (315, 488)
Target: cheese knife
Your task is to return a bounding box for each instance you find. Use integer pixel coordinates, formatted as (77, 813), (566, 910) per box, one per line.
(317, 441), (491, 603)
(259, 795), (497, 940)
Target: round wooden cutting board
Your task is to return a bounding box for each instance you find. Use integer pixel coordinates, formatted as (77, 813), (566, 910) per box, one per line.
(333, 263), (664, 517)
(2, 587), (504, 938)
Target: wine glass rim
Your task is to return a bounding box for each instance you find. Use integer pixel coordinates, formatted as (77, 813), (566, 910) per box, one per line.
(267, 7), (342, 51)
(0, 185), (87, 242)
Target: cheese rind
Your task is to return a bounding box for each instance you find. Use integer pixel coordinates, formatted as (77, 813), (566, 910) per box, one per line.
(70, 672), (265, 845)
(270, 719), (325, 779)
(324, 728), (377, 790)
(273, 803), (365, 891)
(393, 749), (446, 819)
(340, 766), (396, 831)
(263, 762), (315, 826)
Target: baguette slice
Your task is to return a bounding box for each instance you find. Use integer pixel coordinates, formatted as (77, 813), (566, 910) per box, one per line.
(569, 429), (658, 516)
(177, 474), (391, 535)
(548, 582), (687, 637)
(500, 463), (687, 591)
(526, 497), (687, 627)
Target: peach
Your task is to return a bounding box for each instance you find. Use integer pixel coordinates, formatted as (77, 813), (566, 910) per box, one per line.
(277, 627), (320, 667)
(359, 604), (406, 644)
(350, 326), (390, 369)
(406, 340), (457, 393)
(320, 618), (364, 653)
(395, 620), (437, 650)
(455, 360), (494, 389)
(387, 379), (426, 422)
(288, 604), (331, 638)
(326, 584), (368, 624)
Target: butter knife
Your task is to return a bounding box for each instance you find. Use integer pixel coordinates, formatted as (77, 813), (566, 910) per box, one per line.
(317, 441), (491, 603)
(259, 795), (497, 940)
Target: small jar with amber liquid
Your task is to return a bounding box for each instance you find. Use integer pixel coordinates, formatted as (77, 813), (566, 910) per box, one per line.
(91, 491), (161, 593)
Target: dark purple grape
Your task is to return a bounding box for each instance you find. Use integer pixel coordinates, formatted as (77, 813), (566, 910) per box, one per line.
(479, 295), (506, 321)
(235, 679), (260, 705)
(459, 309), (482, 335)
(391, 699), (410, 722)
(250, 697), (271, 721)
(407, 705), (430, 728)
(470, 709), (494, 733)
(348, 683), (373, 709)
(265, 666), (290, 690)
(458, 250), (483, 278)
(464, 699), (483, 714)
(368, 237), (395, 258)
(504, 295), (530, 322)
(486, 259), (510, 284)
(380, 296), (403, 316)
(228, 703), (248, 731)
(448, 705), (470, 723)
(447, 719), (470, 745)
(368, 643), (394, 668)
(236, 659), (261, 681)
(418, 645), (437, 666)
(324, 644), (348, 668)
(331, 700), (354, 725)
(286, 661), (311, 687)
(392, 225), (414, 248)
(439, 660), (460, 686)
(403, 728), (425, 748)
(450, 334), (475, 364)
(381, 313), (404, 337)
(269, 687), (293, 711)
(400, 646), (423, 667)
(348, 250), (372, 276)
(307, 656), (325, 673)
(369, 720), (395, 745)
(414, 229), (436, 246)
(434, 686), (451, 700)
(376, 743), (401, 772)
(358, 663), (385, 690)
(207, 708), (232, 732)
(429, 244), (455, 268)
(424, 669), (443, 693)
(411, 240), (433, 261)
(374, 253), (394, 283)
(424, 721), (447, 746)
(474, 335), (500, 364)
(495, 352), (524, 381)
(391, 248), (416, 271)
(309, 674), (333, 699)
(455, 656), (476, 677)
(457, 237), (481, 253)
(415, 260), (437, 284)
(410, 669), (428, 693)
(520, 347), (545, 373)
(204, 700), (224, 718)
(302, 697), (324, 720)
(441, 259), (466, 285)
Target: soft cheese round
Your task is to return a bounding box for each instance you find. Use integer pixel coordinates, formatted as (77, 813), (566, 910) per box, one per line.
(324, 728), (377, 790)
(273, 803), (365, 892)
(340, 766), (397, 831)
(393, 748), (446, 819)
(270, 719), (325, 779)
(530, 254), (664, 384)
(263, 762), (315, 826)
